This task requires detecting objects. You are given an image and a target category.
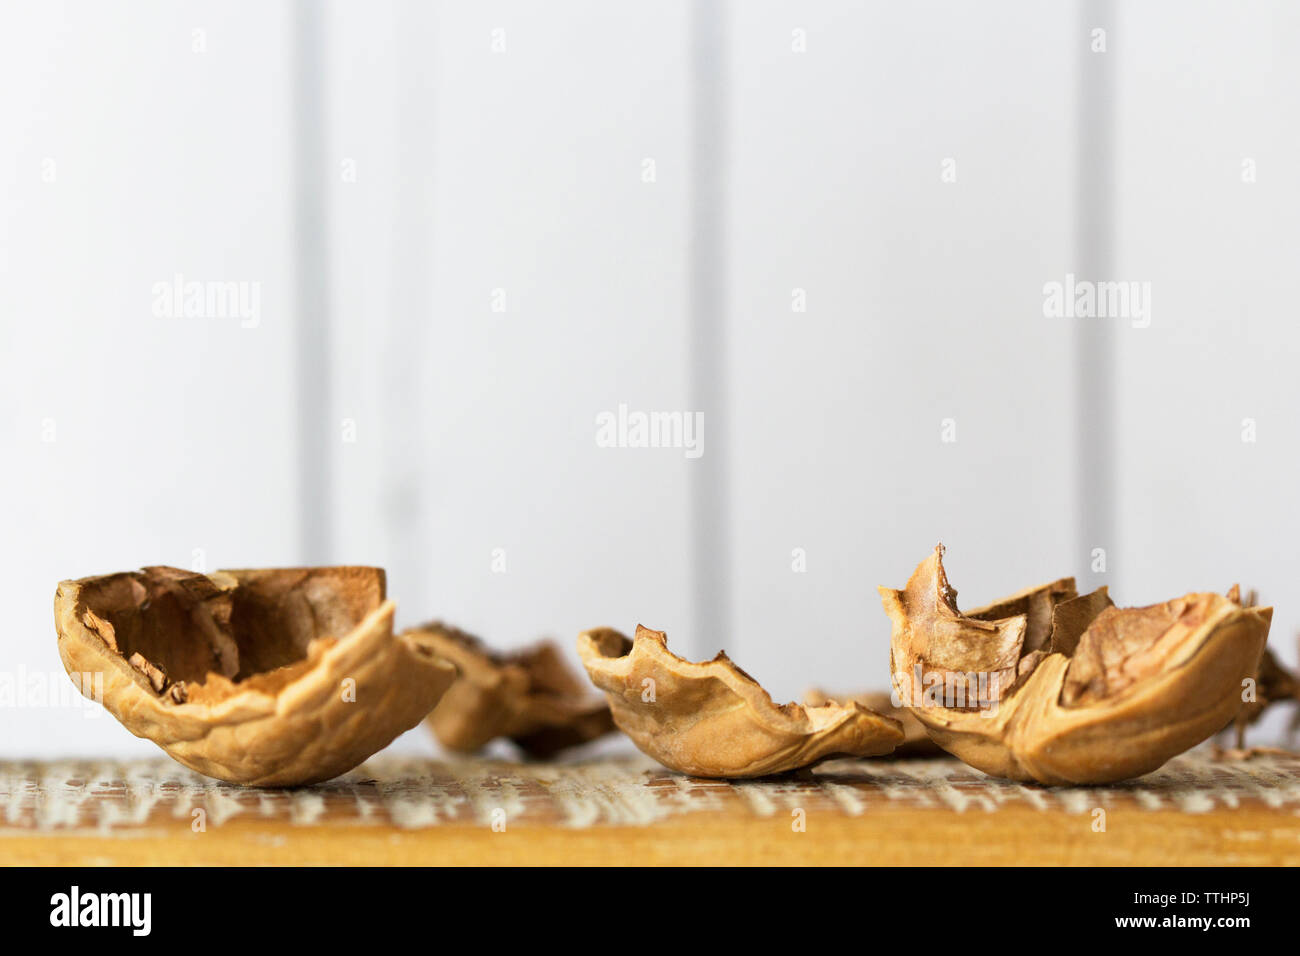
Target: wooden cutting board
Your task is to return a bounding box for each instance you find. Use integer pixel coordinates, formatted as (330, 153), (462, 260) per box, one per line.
(3, 750), (1299, 865)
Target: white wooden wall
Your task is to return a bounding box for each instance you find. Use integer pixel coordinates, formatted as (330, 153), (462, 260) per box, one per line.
(2, 1), (1296, 755)
(723, 0), (1079, 699)
(1, 2), (299, 757)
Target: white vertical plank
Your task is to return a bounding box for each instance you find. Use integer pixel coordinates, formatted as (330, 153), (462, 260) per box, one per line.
(723, 0), (1079, 700)
(0, 1), (298, 754)
(1110, 2), (1300, 679)
(324, 1), (697, 685)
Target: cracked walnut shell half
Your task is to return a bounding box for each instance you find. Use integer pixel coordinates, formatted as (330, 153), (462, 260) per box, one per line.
(880, 546), (1272, 784)
(54, 566), (457, 786)
(577, 624), (904, 777)
(409, 621), (615, 757)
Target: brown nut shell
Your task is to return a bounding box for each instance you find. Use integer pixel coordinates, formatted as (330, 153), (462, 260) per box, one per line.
(1231, 643), (1300, 747)
(55, 566), (457, 786)
(1220, 589), (1300, 748)
(409, 621), (615, 757)
(803, 689), (943, 756)
(880, 546), (1272, 784)
(577, 624), (904, 777)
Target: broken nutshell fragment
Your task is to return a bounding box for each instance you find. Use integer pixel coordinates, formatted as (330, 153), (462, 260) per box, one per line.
(54, 566), (457, 786)
(880, 545), (1272, 785)
(1228, 608), (1300, 750)
(408, 621), (614, 758)
(803, 689), (942, 756)
(577, 625), (904, 777)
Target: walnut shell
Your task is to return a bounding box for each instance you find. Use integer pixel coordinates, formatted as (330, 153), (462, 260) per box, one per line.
(880, 546), (1273, 784)
(803, 689), (943, 756)
(409, 621), (614, 757)
(54, 566), (457, 786)
(577, 624), (904, 777)
(1231, 644), (1300, 746)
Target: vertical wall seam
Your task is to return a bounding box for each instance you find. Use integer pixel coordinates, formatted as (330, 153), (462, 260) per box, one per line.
(293, 0), (332, 563)
(385, 1), (438, 609)
(689, 0), (731, 652)
(1075, 0), (1117, 590)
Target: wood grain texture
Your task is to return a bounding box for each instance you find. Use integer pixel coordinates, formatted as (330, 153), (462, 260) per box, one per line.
(3, 750), (1299, 865)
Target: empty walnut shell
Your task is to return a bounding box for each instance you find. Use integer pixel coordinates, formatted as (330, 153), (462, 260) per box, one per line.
(54, 566), (457, 786)
(408, 621), (614, 758)
(577, 625), (904, 777)
(880, 546), (1273, 784)
(803, 689), (943, 756)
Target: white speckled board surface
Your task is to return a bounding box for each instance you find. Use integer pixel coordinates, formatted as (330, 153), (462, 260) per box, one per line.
(3, 751), (1299, 865)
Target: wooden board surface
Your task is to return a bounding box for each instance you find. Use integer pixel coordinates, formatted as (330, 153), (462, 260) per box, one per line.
(3, 750), (1300, 865)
